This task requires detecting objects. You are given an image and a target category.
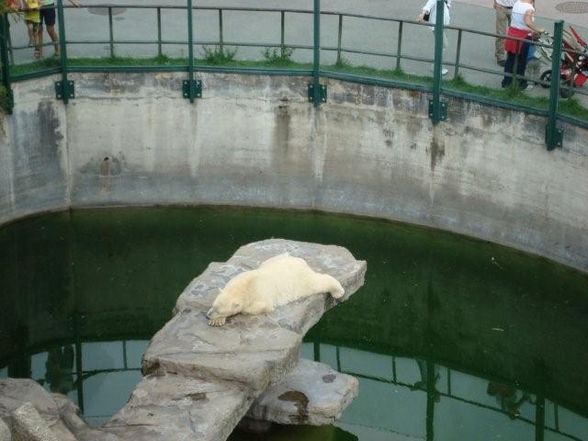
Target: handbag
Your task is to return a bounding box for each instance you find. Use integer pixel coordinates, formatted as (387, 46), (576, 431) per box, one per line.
(423, 0), (448, 23)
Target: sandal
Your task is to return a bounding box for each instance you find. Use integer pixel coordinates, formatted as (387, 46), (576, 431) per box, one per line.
(33, 49), (41, 59)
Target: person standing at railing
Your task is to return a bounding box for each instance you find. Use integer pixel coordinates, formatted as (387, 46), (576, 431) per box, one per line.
(501, 0), (544, 90)
(417, 0), (452, 76)
(37, 0), (79, 58)
(494, 0), (515, 67)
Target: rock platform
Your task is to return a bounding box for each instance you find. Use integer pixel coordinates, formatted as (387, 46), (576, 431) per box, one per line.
(0, 239), (366, 441)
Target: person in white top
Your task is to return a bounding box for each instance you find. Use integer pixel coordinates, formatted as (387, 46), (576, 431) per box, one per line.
(494, 0), (516, 66)
(501, 0), (544, 89)
(417, 0), (452, 76)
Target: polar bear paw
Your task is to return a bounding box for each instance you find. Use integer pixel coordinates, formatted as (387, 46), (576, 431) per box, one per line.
(208, 317), (227, 327)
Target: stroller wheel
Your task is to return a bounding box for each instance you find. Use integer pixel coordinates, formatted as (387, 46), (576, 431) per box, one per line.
(539, 70), (552, 89)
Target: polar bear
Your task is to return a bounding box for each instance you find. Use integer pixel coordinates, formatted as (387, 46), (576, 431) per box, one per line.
(207, 253), (345, 327)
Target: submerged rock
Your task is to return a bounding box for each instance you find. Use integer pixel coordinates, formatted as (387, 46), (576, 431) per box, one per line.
(11, 402), (60, 441)
(0, 380), (117, 441)
(247, 359), (359, 426)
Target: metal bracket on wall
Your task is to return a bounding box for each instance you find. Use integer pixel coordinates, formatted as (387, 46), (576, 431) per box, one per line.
(545, 125), (564, 150)
(308, 83), (327, 104)
(428, 99), (447, 122)
(55, 80), (75, 101)
(182, 79), (202, 100)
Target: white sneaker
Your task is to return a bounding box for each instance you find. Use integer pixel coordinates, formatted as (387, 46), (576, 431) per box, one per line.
(431, 65), (449, 76)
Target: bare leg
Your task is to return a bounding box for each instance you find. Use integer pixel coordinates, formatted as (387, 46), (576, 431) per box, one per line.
(46, 24), (59, 56)
(26, 22), (34, 46)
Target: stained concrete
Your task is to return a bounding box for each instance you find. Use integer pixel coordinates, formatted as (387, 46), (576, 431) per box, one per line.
(0, 73), (587, 272)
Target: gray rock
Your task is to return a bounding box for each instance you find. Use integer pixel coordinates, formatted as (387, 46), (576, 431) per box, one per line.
(0, 418), (10, 441)
(0, 379), (117, 441)
(174, 239), (366, 318)
(0, 380), (59, 427)
(52, 394), (119, 441)
(104, 374), (251, 441)
(111, 239), (366, 441)
(11, 402), (59, 441)
(246, 359), (359, 426)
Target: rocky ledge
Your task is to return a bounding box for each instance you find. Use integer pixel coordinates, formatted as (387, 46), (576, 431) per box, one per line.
(0, 239), (366, 441)
(107, 239), (366, 441)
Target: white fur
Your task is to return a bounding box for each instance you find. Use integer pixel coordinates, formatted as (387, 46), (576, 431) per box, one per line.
(207, 253), (344, 326)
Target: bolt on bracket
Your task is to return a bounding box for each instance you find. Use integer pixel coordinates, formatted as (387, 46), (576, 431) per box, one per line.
(428, 99), (447, 122)
(55, 80), (75, 101)
(183, 79), (202, 100)
(308, 83), (327, 104)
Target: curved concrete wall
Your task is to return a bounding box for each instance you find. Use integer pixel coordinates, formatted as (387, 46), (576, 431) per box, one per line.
(1, 73), (587, 271)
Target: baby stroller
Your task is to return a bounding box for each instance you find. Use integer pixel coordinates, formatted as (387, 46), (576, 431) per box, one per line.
(539, 26), (588, 98)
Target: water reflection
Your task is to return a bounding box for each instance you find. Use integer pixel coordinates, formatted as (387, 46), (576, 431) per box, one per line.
(0, 207), (587, 440)
(2, 340), (586, 441)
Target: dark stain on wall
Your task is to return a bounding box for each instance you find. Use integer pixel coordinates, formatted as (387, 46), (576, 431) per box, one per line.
(13, 101), (66, 209)
(430, 127), (445, 171)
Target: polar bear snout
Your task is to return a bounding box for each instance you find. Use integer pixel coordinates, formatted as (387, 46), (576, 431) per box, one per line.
(206, 308), (227, 327)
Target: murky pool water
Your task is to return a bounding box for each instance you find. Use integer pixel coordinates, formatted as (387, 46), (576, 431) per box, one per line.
(1, 207), (587, 441)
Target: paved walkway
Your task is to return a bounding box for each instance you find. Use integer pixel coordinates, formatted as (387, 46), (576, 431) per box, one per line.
(8, 0), (588, 106)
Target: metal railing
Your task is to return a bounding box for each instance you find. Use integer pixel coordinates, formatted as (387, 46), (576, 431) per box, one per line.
(0, 0), (586, 149)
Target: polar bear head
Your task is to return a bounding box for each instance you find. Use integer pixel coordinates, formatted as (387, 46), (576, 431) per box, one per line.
(207, 289), (243, 327)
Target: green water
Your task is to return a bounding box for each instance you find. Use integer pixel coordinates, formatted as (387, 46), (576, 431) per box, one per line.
(0, 206), (587, 441)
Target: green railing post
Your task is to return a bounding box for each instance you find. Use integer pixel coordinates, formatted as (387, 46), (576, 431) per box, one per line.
(0, 13), (14, 114)
(336, 13), (343, 66)
(545, 20), (564, 150)
(309, 0), (326, 106)
(182, 0), (201, 101)
(453, 28), (462, 79)
(157, 7), (162, 58)
(396, 21), (403, 71)
(429, 0), (446, 124)
(108, 6), (114, 58)
(218, 9), (224, 52)
(280, 10), (285, 58)
(55, 0), (74, 103)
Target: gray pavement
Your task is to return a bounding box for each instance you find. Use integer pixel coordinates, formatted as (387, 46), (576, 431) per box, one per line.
(7, 0), (588, 106)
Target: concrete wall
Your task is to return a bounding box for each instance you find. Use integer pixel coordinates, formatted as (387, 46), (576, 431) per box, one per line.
(1, 72), (587, 272)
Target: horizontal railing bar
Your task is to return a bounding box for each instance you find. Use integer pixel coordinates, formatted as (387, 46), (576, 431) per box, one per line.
(192, 66), (314, 76)
(63, 64), (314, 77)
(10, 67), (62, 82)
(321, 70), (431, 93)
(441, 87), (548, 116)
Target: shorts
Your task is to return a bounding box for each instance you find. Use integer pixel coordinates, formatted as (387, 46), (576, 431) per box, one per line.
(24, 10), (40, 24)
(40, 6), (56, 26)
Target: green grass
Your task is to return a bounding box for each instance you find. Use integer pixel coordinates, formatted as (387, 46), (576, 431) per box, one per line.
(7, 55), (588, 122)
